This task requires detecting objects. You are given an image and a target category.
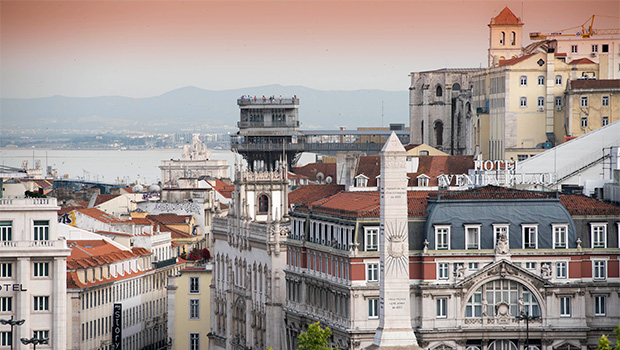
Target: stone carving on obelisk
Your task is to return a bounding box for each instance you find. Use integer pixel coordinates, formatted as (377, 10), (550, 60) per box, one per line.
(371, 132), (419, 349)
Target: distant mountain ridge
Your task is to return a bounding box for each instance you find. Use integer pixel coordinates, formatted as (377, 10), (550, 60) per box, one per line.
(1, 84), (408, 133)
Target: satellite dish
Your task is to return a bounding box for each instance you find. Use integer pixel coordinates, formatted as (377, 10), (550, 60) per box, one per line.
(316, 172), (325, 182)
(325, 176), (333, 184)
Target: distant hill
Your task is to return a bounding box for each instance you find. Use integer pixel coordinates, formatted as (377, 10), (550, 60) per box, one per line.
(0, 85), (408, 133)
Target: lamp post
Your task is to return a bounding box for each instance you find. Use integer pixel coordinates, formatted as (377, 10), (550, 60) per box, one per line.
(516, 310), (540, 350)
(20, 336), (48, 350)
(0, 316), (25, 350)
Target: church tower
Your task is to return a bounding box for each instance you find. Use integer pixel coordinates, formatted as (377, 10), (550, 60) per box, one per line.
(488, 7), (524, 67)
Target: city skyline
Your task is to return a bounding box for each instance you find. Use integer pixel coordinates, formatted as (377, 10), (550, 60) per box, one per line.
(1, 0), (618, 98)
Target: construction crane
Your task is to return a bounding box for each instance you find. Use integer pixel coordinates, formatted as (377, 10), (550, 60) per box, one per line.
(529, 15), (620, 40)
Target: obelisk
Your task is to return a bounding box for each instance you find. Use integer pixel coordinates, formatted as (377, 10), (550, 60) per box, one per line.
(371, 132), (419, 349)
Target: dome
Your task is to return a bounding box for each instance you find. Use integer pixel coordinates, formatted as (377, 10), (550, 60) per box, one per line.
(132, 184), (144, 192)
(148, 184), (161, 192)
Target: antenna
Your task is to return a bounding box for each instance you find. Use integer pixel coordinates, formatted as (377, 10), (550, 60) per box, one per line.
(381, 100), (384, 127)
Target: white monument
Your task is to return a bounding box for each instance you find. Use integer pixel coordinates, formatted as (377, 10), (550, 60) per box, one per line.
(371, 132), (419, 349)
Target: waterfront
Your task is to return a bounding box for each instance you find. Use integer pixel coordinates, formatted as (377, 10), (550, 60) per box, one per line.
(0, 148), (317, 185)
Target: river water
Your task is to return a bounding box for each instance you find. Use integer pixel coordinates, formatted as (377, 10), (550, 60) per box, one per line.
(0, 148), (317, 185)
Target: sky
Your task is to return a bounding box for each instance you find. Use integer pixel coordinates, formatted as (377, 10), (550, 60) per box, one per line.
(1, 0), (619, 98)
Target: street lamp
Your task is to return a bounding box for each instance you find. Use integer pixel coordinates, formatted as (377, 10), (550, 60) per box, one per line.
(20, 335), (48, 350)
(516, 310), (540, 350)
(0, 316), (25, 350)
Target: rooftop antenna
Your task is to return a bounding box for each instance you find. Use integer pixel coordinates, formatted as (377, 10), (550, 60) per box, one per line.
(381, 100), (384, 127)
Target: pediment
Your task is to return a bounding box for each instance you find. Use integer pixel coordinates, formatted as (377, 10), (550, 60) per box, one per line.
(553, 340), (581, 350)
(431, 343), (456, 350)
(456, 259), (549, 290)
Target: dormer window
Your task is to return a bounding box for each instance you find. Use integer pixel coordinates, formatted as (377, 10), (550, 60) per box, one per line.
(355, 174), (369, 187)
(375, 175), (381, 188)
(417, 174), (430, 187)
(258, 194), (269, 214)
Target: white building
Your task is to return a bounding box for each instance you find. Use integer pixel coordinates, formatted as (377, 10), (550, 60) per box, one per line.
(0, 197), (71, 350)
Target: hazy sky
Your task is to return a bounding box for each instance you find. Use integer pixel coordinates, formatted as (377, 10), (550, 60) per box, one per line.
(1, 0), (618, 98)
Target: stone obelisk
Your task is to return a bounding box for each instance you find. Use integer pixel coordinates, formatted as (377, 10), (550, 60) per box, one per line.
(371, 132), (419, 349)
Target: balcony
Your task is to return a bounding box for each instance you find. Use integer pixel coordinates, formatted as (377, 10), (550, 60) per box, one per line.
(237, 120), (300, 128)
(154, 257), (177, 269)
(237, 98), (299, 106)
(0, 197), (58, 210)
(0, 239), (70, 257)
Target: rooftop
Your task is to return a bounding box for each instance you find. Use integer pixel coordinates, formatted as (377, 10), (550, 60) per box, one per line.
(490, 7), (523, 26)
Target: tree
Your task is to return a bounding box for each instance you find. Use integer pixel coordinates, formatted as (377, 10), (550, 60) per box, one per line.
(297, 322), (334, 350)
(614, 324), (620, 350)
(598, 334), (612, 350)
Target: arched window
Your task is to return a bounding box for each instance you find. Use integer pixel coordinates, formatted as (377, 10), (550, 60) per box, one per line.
(420, 121), (424, 143)
(434, 121), (444, 147)
(258, 194), (269, 214)
(436, 85), (443, 97)
(511, 31), (516, 45)
(452, 83), (461, 90)
(489, 340), (518, 350)
(465, 279), (541, 318)
(500, 31), (505, 45)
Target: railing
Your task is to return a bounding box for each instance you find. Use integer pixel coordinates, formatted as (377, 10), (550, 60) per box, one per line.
(237, 98), (299, 106)
(238, 121), (299, 128)
(0, 198), (57, 206)
(154, 257), (177, 269)
(0, 240), (67, 249)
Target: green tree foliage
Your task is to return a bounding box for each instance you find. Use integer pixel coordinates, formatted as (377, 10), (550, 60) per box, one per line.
(297, 322), (334, 350)
(614, 325), (620, 350)
(598, 334), (612, 350)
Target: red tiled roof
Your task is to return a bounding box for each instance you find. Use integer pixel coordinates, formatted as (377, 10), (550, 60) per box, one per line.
(154, 223), (192, 239)
(94, 194), (120, 206)
(432, 185), (555, 201)
(58, 205), (85, 216)
(404, 144), (421, 151)
(499, 54), (535, 67)
(128, 217), (151, 225)
(96, 230), (133, 237)
(410, 155), (474, 186)
(356, 155), (381, 186)
(75, 208), (123, 224)
(489, 7), (523, 26)
(66, 239), (144, 270)
(291, 162), (337, 182)
(569, 79), (620, 90)
(559, 194), (620, 215)
(147, 214), (192, 224)
(568, 58), (596, 65)
(288, 184), (345, 206)
(212, 179), (234, 199)
(18, 179), (53, 188)
(554, 52), (567, 57)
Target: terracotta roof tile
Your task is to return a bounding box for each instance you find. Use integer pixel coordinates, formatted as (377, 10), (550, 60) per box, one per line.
(431, 185), (555, 201)
(568, 58), (596, 65)
(147, 214), (192, 224)
(569, 79), (620, 90)
(489, 7), (523, 26)
(75, 208), (123, 224)
(288, 184), (345, 206)
(409, 155), (474, 186)
(292, 162), (337, 182)
(559, 194), (620, 215)
(212, 179), (234, 199)
(499, 54), (535, 67)
(94, 194), (120, 206)
(58, 205), (85, 216)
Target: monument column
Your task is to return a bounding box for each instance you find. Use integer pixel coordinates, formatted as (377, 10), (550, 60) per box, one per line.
(371, 132), (419, 349)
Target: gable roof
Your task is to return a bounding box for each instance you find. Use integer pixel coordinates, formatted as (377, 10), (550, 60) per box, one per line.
(559, 194), (620, 215)
(211, 179), (234, 199)
(568, 57), (596, 65)
(431, 185), (556, 201)
(291, 162), (337, 182)
(568, 79), (620, 90)
(489, 7), (523, 26)
(288, 184), (344, 206)
(94, 194), (121, 207)
(75, 208), (123, 224)
(147, 214), (192, 225)
(498, 53), (535, 66)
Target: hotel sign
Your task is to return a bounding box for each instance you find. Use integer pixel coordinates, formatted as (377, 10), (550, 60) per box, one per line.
(113, 303), (122, 350)
(0, 284), (27, 292)
(437, 159), (556, 188)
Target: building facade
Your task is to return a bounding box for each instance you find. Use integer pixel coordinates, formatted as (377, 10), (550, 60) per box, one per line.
(565, 79), (620, 138)
(0, 197), (71, 350)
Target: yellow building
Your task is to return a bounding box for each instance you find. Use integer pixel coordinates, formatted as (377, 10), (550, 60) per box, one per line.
(167, 263), (212, 350)
(565, 79), (620, 138)
(404, 143), (448, 156)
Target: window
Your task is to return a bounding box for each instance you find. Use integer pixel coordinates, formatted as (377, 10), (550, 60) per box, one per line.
(438, 263), (449, 280)
(581, 116), (588, 128)
(518, 154), (529, 161)
(580, 96), (589, 107)
(556, 262), (567, 279)
(189, 299), (200, 319)
(500, 31), (505, 45)
(493, 224), (509, 248)
(0, 297), (12, 312)
(190, 333), (200, 350)
(33, 330), (49, 340)
(258, 194), (269, 214)
(510, 31), (516, 45)
(522, 225), (537, 249)
(468, 262), (479, 271)
(592, 44), (598, 53)
(552, 225), (568, 249)
(591, 224), (607, 248)
(366, 263), (379, 282)
(525, 262), (536, 270)
(465, 225), (480, 249)
(537, 75), (545, 86)
(602, 116), (609, 126)
(0, 263), (12, 278)
(368, 298), (379, 318)
(594, 295), (606, 316)
(364, 227), (379, 251)
(189, 276), (199, 294)
(436, 85), (443, 97)
(465, 291), (482, 317)
(34, 262), (49, 277)
(571, 45), (578, 53)
(520, 97), (527, 107)
(602, 44), (609, 53)
(33, 220), (50, 241)
(560, 296), (571, 317)
(355, 175), (368, 187)
(602, 96), (609, 107)
(470, 279), (540, 318)
(520, 76), (527, 86)
(0, 332), (11, 347)
(555, 75), (562, 85)
(436, 298), (447, 318)
(417, 175), (429, 187)
(435, 226), (450, 250)
(33, 296), (49, 311)
(555, 96), (562, 110)
(537, 96), (545, 108)
(0, 222), (11, 241)
(593, 260), (607, 280)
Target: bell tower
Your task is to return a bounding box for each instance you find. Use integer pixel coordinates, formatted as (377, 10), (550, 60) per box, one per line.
(488, 7), (524, 67)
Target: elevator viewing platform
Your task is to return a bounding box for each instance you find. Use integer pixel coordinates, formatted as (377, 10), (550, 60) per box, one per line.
(230, 96), (410, 170)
